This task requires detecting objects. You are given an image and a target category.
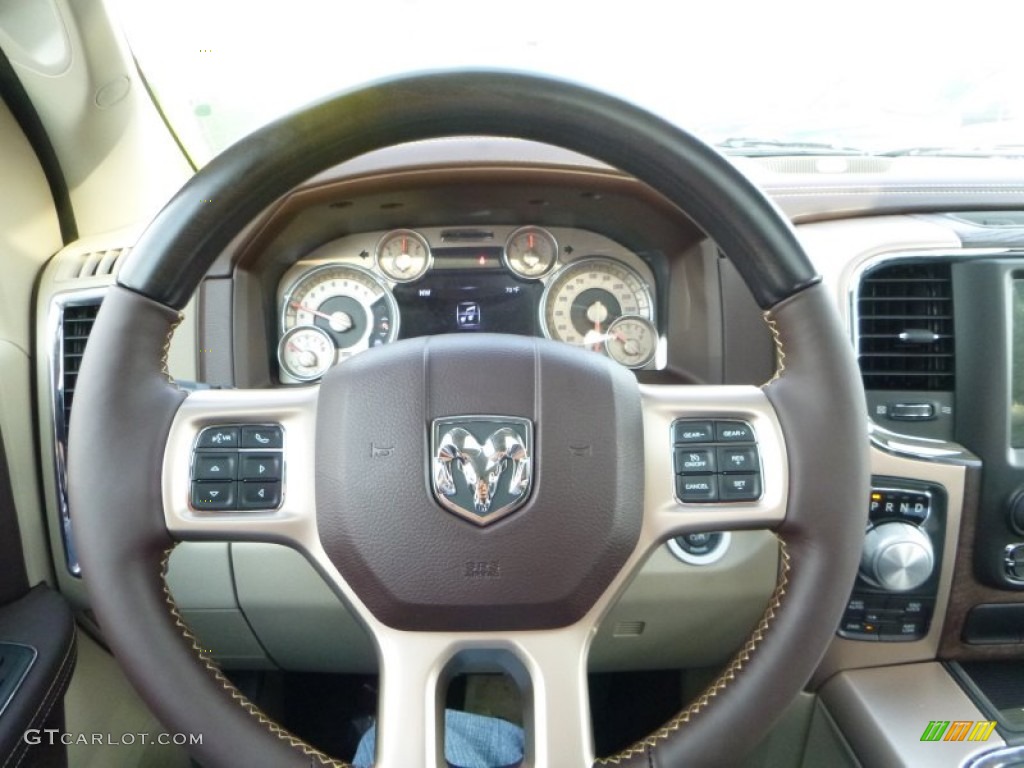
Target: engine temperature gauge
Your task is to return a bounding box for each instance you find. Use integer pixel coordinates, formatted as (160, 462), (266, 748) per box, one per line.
(278, 326), (335, 381)
(604, 316), (658, 369)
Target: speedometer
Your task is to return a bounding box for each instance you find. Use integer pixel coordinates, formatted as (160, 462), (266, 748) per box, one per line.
(540, 257), (654, 354)
(280, 264), (399, 367)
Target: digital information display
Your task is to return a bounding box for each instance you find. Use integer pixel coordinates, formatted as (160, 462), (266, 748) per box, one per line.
(393, 266), (543, 339)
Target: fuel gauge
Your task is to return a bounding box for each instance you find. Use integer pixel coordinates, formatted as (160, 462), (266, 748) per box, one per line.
(605, 316), (658, 369)
(504, 226), (557, 278)
(278, 325), (335, 381)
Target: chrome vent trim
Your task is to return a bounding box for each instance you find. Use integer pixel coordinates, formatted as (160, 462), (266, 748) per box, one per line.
(49, 289), (106, 575)
(856, 259), (955, 392)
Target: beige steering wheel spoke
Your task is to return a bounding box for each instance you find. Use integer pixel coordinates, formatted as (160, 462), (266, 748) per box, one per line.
(371, 624), (595, 768)
(640, 384), (788, 545)
(162, 386), (319, 544)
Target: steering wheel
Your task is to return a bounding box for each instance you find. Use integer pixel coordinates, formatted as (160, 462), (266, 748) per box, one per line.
(68, 71), (868, 767)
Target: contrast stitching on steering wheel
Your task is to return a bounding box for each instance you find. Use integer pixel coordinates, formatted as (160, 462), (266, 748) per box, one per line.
(594, 536), (791, 766)
(159, 547), (350, 767)
(762, 312), (786, 386)
(160, 312), (185, 390)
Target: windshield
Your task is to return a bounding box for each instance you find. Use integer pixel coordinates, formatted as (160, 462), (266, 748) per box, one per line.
(114, 0), (1023, 166)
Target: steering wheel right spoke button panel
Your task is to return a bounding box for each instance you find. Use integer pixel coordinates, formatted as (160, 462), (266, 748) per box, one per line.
(190, 424), (284, 512)
(671, 418), (762, 504)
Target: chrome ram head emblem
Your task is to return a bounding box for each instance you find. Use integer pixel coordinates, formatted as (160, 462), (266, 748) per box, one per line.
(431, 416), (533, 526)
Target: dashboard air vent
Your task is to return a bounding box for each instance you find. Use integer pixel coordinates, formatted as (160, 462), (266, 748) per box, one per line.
(857, 261), (954, 391)
(60, 301), (101, 427)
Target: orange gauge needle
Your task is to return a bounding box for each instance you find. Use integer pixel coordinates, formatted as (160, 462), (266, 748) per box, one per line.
(289, 301), (333, 322)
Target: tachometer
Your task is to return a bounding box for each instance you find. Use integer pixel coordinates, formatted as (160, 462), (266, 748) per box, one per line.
(540, 257), (654, 356)
(281, 264), (398, 367)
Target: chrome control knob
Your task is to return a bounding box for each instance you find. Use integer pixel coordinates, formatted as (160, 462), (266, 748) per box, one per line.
(860, 522), (934, 592)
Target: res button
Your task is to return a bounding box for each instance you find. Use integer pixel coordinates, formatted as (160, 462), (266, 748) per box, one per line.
(717, 446), (758, 473)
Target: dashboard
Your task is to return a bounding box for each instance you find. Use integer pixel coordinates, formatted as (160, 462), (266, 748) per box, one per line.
(275, 225), (662, 382)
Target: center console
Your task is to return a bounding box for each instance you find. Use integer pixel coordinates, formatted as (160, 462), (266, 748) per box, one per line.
(840, 479), (946, 643)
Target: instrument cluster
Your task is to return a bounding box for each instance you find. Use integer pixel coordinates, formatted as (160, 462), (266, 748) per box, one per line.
(275, 225), (661, 383)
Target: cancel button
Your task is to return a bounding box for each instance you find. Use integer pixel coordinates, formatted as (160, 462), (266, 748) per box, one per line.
(676, 475), (719, 503)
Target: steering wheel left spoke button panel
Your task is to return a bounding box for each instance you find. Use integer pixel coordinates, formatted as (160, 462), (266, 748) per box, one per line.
(191, 424), (284, 512)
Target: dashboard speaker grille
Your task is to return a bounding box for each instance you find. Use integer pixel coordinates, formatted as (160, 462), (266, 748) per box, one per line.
(857, 261), (954, 391)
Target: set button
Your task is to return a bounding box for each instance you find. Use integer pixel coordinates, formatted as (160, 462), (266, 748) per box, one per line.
(720, 474), (761, 501)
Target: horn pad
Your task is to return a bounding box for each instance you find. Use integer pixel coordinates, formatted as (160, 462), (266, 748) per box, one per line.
(315, 334), (643, 631)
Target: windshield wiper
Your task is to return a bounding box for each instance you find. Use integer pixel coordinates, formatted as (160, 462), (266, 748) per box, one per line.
(715, 137), (866, 157)
(882, 145), (1024, 159)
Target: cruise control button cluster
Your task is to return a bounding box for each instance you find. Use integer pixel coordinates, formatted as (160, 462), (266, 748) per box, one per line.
(672, 419), (761, 503)
(191, 425), (283, 511)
